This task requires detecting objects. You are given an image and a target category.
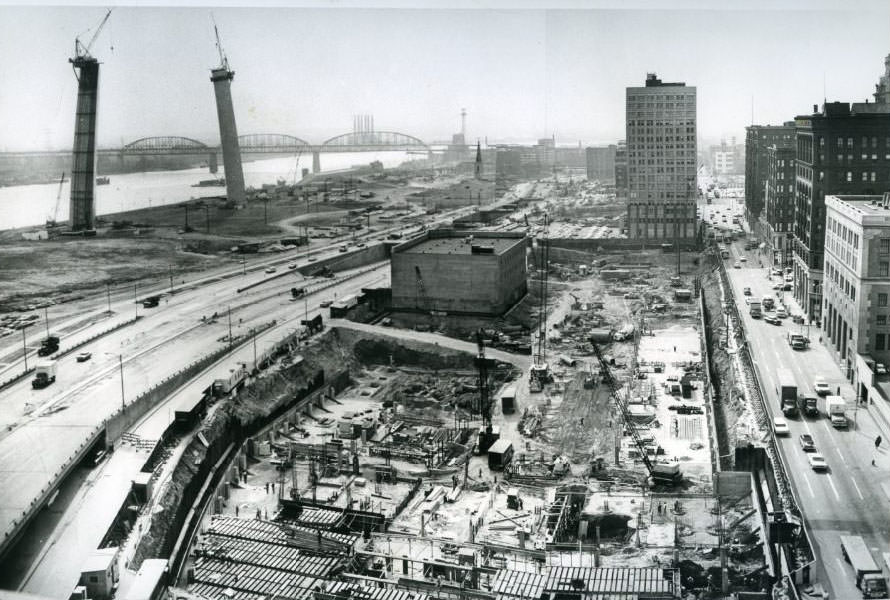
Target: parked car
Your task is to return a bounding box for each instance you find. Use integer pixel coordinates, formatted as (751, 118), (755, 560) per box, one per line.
(773, 418), (790, 436)
(814, 378), (830, 396)
(808, 453), (828, 472)
(799, 434), (816, 452)
(76, 352), (92, 363)
(743, 287), (751, 296)
(876, 363), (888, 376)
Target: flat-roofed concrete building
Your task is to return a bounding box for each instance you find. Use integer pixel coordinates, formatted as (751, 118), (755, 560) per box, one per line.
(625, 74), (697, 241)
(824, 194), (890, 395)
(763, 145), (796, 267)
(390, 230), (527, 316)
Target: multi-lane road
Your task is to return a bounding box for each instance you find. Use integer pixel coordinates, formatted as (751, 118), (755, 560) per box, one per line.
(723, 238), (890, 598)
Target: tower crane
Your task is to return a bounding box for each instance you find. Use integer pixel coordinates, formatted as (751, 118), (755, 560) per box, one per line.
(530, 213), (551, 386)
(474, 329), (498, 453)
(46, 172), (66, 230)
(591, 342), (682, 487)
(211, 15), (229, 71)
(73, 9), (113, 63)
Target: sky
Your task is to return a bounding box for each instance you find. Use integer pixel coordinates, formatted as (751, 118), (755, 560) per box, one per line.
(1, 0), (889, 151)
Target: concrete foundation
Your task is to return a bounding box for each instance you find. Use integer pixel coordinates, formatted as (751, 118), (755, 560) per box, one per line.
(210, 67), (246, 205)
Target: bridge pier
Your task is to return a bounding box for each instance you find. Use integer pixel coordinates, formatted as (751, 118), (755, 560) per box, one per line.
(209, 152), (218, 174)
(312, 151), (321, 174)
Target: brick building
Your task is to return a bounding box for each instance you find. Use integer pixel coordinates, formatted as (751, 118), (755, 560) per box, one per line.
(743, 123), (795, 234)
(792, 102), (890, 322)
(390, 230), (527, 317)
(625, 74), (697, 241)
(763, 145), (796, 267)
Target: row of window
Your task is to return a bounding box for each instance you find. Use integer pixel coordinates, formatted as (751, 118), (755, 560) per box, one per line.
(824, 136), (890, 149)
(827, 261), (857, 301)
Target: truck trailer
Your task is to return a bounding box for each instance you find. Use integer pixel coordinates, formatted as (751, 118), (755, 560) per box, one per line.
(32, 361), (57, 389)
(776, 368), (798, 418)
(499, 385), (517, 415)
(826, 395), (848, 428)
(840, 535), (888, 598)
(487, 439), (513, 471)
(749, 300), (762, 318)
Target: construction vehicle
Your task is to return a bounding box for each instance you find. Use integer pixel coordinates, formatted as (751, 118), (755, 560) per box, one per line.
(592, 343), (683, 486)
(777, 368), (799, 418)
(37, 335), (60, 357)
(499, 384), (516, 415)
(46, 172), (66, 232)
(32, 362), (58, 389)
(475, 329), (499, 453)
(300, 314), (324, 337)
(487, 439), (513, 470)
(840, 535), (888, 598)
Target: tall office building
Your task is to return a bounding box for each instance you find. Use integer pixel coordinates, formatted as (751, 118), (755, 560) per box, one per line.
(791, 102), (890, 321)
(763, 144), (796, 267)
(625, 74), (697, 241)
(744, 123), (795, 234)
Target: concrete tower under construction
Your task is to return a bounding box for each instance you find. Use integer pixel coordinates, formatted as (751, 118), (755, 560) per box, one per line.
(210, 26), (246, 206)
(68, 57), (100, 231)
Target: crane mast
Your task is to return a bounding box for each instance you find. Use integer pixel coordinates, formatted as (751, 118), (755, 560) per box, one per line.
(474, 329), (498, 453)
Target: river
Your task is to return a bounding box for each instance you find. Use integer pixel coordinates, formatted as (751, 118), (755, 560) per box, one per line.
(0, 151), (414, 231)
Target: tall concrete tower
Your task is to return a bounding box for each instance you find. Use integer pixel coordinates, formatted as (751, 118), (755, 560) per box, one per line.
(211, 24), (246, 205)
(68, 58), (100, 232)
(68, 10), (112, 232)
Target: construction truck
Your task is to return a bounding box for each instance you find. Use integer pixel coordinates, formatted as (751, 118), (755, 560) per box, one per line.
(826, 395), (848, 428)
(32, 362), (57, 389)
(840, 535), (888, 598)
(37, 335), (60, 357)
(749, 300), (762, 318)
(777, 368), (799, 418)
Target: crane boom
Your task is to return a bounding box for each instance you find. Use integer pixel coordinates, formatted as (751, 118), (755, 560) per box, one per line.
(211, 16), (229, 71)
(75, 9), (113, 59)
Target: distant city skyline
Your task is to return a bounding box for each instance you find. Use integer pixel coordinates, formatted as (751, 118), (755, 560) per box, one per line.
(1, 2), (889, 151)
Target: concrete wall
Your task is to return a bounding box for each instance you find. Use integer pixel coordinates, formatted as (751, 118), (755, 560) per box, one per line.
(297, 242), (389, 277)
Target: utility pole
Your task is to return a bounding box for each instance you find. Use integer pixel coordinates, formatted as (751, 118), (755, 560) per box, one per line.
(21, 327), (28, 371)
(106, 283), (112, 313)
(169, 265), (174, 294)
(228, 306), (233, 345)
(43, 307), (50, 339)
(134, 284), (138, 318)
(252, 328), (257, 370)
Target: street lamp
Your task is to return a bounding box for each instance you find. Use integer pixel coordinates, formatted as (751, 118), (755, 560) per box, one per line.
(105, 353), (125, 409)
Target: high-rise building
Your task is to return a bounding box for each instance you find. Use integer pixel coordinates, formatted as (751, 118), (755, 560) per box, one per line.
(792, 102), (890, 321)
(585, 145), (617, 183)
(823, 194), (890, 393)
(625, 74), (697, 241)
(743, 123), (795, 234)
(763, 145), (796, 267)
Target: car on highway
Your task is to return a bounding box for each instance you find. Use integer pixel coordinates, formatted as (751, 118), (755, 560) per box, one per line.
(772, 282), (784, 290)
(799, 434), (816, 452)
(771, 268), (783, 276)
(75, 352), (92, 363)
(743, 287), (751, 296)
(265, 267), (277, 274)
(308, 257), (317, 262)
(764, 314), (781, 325)
(733, 262), (741, 269)
(740, 256), (747, 263)
(319, 300), (333, 308)
(814, 378), (830, 396)
(785, 274), (793, 282)
(776, 307), (787, 318)
(773, 418), (790, 436)
(287, 263), (297, 270)
(808, 452), (828, 471)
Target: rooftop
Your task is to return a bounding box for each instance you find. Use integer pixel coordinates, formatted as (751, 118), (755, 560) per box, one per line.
(828, 194), (890, 219)
(396, 232), (525, 256)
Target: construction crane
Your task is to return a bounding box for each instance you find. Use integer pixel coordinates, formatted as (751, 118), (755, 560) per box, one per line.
(211, 15), (229, 71)
(591, 342), (682, 487)
(530, 213), (551, 386)
(474, 329), (498, 453)
(73, 9), (113, 63)
(46, 172), (66, 230)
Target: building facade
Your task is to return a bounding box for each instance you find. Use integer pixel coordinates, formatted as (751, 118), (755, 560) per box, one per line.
(625, 74), (697, 241)
(792, 102), (890, 322)
(585, 145), (617, 183)
(614, 140), (627, 198)
(762, 145), (796, 267)
(390, 230), (528, 316)
(823, 195), (890, 395)
(743, 123), (795, 234)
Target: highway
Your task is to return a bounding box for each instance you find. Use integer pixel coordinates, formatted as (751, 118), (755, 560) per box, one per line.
(723, 239), (890, 599)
